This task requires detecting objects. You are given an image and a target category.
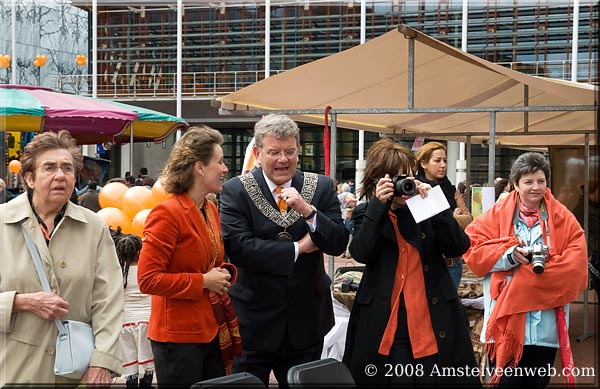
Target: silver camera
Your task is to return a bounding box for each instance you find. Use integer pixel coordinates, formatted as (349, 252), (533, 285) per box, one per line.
(523, 242), (549, 274)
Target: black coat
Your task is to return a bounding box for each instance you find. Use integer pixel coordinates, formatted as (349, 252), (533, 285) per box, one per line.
(220, 169), (348, 353)
(342, 198), (480, 386)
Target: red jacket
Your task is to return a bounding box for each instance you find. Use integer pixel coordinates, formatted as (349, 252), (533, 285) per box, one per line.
(138, 193), (236, 343)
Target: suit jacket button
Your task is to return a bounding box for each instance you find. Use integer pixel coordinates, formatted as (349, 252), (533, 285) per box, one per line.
(431, 297), (438, 304)
(439, 330), (446, 338)
(423, 265), (429, 272)
(46, 347), (55, 355)
(59, 260), (67, 268)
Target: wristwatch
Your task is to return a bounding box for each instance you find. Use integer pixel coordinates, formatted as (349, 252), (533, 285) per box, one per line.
(304, 205), (317, 220)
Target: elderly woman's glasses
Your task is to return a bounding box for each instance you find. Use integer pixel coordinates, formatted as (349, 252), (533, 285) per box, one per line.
(264, 148), (298, 158)
(39, 162), (75, 176)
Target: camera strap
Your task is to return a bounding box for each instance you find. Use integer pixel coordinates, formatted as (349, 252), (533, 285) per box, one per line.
(512, 198), (550, 248)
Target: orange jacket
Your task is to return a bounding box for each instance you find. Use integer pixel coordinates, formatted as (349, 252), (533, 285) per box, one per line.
(138, 193), (236, 343)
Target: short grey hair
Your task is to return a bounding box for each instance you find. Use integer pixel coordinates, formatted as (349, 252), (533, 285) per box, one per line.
(253, 114), (300, 148)
(509, 152), (551, 185)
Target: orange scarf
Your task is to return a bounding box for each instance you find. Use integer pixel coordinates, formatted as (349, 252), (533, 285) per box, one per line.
(200, 200), (243, 375)
(464, 189), (587, 384)
(378, 210), (438, 358)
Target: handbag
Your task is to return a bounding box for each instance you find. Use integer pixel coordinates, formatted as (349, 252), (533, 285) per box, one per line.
(21, 223), (94, 380)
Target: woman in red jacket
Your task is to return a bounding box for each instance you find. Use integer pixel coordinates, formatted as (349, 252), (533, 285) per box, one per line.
(138, 126), (240, 386)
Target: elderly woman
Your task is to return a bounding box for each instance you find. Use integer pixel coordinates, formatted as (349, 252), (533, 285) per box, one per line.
(137, 126), (239, 386)
(342, 138), (479, 387)
(415, 141), (472, 289)
(464, 152), (588, 387)
(0, 131), (124, 385)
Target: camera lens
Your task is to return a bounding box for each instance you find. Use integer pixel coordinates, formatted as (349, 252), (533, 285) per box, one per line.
(392, 175), (416, 196)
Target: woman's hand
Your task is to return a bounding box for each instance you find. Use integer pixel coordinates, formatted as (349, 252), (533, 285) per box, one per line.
(412, 179), (433, 198)
(203, 267), (232, 295)
(13, 291), (69, 321)
(81, 366), (112, 385)
(513, 246), (533, 264)
(375, 174), (394, 203)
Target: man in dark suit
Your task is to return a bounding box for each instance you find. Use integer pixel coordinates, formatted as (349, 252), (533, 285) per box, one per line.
(220, 114), (348, 387)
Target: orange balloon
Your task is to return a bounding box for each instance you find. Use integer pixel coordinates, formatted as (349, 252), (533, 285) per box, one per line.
(98, 182), (128, 209)
(97, 207), (132, 234)
(8, 160), (21, 174)
(131, 208), (151, 237)
(151, 179), (171, 205)
(122, 186), (154, 219)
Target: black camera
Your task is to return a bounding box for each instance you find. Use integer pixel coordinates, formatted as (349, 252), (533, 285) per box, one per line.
(523, 242), (549, 274)
(392, 174), (416, 197)
(341, 279), (359, 293)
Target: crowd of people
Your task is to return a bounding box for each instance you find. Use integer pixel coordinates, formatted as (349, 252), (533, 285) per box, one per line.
(0, 116), (594, 388)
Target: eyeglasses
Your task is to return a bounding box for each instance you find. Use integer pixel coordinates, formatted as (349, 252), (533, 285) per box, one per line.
(264, 148), (298, 158)
(39, 162), (75, 176)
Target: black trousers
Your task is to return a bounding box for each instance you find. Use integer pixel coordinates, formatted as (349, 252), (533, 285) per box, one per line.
(151, 336), (224, 387)
(232, 326), (323, 388)
(489, 345), (557, 388)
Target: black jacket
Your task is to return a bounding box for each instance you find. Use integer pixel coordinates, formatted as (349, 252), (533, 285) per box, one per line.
(220, 169), (348, 353)
(342, 198), (480, 386)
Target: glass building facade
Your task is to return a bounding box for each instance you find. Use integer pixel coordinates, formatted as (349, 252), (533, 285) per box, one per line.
(2, 0), (598, 182)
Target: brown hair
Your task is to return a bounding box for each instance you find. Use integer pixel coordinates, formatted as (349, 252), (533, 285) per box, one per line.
(415, 141), (446, 175)
(359, 138), (416, 201)
(20, 130), (83, 179)
(161, 125), (223, 194)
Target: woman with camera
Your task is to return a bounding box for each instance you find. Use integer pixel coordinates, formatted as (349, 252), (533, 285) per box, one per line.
(464, 152), (588, 387)
(342, 138), (479, 387)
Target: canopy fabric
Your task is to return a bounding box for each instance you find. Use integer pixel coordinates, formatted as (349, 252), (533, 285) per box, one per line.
(218, 25), (597, 146)
(0, 84), (187, 144)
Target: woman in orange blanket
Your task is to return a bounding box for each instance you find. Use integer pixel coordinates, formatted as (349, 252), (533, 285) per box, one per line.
(138, 126), (241, 387)
(464, 152), (588, 388)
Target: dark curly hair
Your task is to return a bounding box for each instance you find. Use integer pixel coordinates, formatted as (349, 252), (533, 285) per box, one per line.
(110, 227), (142, 288)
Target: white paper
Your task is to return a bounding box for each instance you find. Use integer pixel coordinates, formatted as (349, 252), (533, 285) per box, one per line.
(406, 185), (450, 223)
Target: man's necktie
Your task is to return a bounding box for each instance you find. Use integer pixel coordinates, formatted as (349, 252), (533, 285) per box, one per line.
(275, 186), (287, 212)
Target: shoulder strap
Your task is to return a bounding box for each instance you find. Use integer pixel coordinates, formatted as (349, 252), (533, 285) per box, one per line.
(20, 221), (67, 335)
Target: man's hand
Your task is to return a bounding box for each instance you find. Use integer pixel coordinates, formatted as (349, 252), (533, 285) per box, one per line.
(297, 233), (318, 255)
(278, 187), (313, 217)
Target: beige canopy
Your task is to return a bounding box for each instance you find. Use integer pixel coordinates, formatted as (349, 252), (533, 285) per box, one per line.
(218, 25), (597, 146)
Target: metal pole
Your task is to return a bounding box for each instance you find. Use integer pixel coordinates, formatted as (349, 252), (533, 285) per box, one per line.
(407, 39), (414, 109)
(571, 0), (579, 82)
(265, 0), (271, 79)
(11, 0), (16, 84)
(176, 0), (183, 141)
(488, 112), (496, 186)
(129, 123), (134, 176)
(328, 112), (338, 284)
(92, 0), (97, 98)
(355, 0), (366, 197)
(576, 132), (592, 342)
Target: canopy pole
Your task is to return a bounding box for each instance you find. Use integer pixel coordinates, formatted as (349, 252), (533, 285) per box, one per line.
(576, 132), (592, 342)
(129, 122), (134, 176)
(355, 0), (366, 196)
(407, 38), (415, 109)
(488, 112), (496, 186)
(465, 135), (472, 210)
(328, 112), (338, 285)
